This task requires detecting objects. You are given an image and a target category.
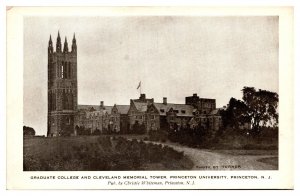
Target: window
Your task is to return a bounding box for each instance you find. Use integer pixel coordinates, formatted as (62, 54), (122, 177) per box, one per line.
(150, 115), (155, 119)
(66, 117), (71, 125)
(68, 62), (71, 78)
(151, 122), (155, 128)
(181, 110), (186, 114)
(61, 65), (64, 78)
(174, 110), (179, 113)
(160, 109), (165, 113)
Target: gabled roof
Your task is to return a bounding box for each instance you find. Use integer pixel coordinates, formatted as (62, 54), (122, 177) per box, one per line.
(154, 103), (194, 117)
(132, 101), (148, 112)
(102, 106), (113, 114)
(115, 105), (130, 114)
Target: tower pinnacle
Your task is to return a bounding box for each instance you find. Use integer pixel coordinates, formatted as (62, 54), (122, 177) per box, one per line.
(49, 35), (52, 43)
(56, 31), (62, 53)
(48, 34), (53, 53)
(72, 32), (77, 53)
(63, 36), (68, 53)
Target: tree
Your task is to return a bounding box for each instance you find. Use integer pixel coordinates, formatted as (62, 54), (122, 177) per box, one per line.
(241, 87), (278, 134)
(221, 87), (278, 136)
(23, 126), (36, 136)
(220, 97), (250, 129)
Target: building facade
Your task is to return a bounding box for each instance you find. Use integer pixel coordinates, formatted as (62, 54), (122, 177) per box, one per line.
(47, 32), (78, 137)
(74, 102), (130, 135)
(47, 33), (222, 137)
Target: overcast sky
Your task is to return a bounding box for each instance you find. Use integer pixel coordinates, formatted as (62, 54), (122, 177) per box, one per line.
(24, 16), (278, 135)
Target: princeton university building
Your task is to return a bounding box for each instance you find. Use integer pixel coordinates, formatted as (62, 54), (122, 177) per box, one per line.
(47, 32), (222, 137)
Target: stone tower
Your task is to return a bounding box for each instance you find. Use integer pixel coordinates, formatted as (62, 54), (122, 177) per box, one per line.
(47, 31), (78, 137)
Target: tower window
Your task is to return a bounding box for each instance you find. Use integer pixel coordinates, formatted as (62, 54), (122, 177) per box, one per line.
(68, 62), (71, 78)
(61, 65), (64, 78)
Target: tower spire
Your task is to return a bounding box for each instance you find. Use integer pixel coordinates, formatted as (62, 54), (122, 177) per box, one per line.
(49, 35), (52, 43)
(48, 34), (53, 53)
(56, 31), (62, 53)
(72, 32), (77, 53)
(63, 36), (68, 53)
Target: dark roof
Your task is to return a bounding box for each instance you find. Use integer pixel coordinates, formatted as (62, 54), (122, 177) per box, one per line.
(78, 104), (112, 113)
(154, 103), (194, 117)
(78, 104), (129, 115)
(77, 105), (100, 111)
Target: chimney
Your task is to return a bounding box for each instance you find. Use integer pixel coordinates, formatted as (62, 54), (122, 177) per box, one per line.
(193, 93), (197, 97)
(100, 101), (104, 109)
(140, 93), (146, 100)
(163, 97), (167, 105)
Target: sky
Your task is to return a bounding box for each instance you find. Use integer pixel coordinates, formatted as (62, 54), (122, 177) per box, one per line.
(23, 16), (278, 136)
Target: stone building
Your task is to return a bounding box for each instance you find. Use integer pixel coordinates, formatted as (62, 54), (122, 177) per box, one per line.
(47, 33), (222, 137)
(47, 32), (78, 137)
(111, 104), (130, 133)
(74, 102), (129, 134)
(186, 93), (216, 114)
(127, 94), (221, 133)
(153, 98), (194, 131)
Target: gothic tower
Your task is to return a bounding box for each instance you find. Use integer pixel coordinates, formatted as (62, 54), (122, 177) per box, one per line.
(47, 31), (78, 137)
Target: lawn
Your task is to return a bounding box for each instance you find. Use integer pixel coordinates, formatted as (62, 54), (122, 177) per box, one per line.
(23, 136), (193, 171)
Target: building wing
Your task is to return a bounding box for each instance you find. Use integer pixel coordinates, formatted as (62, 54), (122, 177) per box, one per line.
(153, 103), (194, 117)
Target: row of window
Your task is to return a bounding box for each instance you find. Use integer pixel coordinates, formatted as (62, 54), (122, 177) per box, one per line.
(159, 109), (186, 114)
(134, 115), (156, 120)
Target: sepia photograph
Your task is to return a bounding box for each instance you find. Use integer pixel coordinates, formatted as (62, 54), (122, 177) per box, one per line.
(6, 6), (294, 189)
(23, 15), (279, 171)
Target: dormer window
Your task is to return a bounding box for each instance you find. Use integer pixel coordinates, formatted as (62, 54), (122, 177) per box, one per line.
(160, 109), (165, 113)
(181, 110), (186, 114)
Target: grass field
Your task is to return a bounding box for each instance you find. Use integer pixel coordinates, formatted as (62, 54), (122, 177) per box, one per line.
(256, 157), (278, 167)
(23, 136), (193, 171)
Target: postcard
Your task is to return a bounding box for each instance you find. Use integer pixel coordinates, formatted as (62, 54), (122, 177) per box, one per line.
(6, 6), (294, 189)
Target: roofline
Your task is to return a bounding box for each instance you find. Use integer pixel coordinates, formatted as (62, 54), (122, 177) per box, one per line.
(154, 102), (194, 106)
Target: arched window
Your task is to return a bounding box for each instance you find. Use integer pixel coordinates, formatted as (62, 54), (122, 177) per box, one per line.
(64, 62), (67, 79)
(61, 63), (64, 78)
(65, 62), (68, 79)
(68, 62), (71, 78)
(63, 91), (67, 110)
(68, 93), (73, 110)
